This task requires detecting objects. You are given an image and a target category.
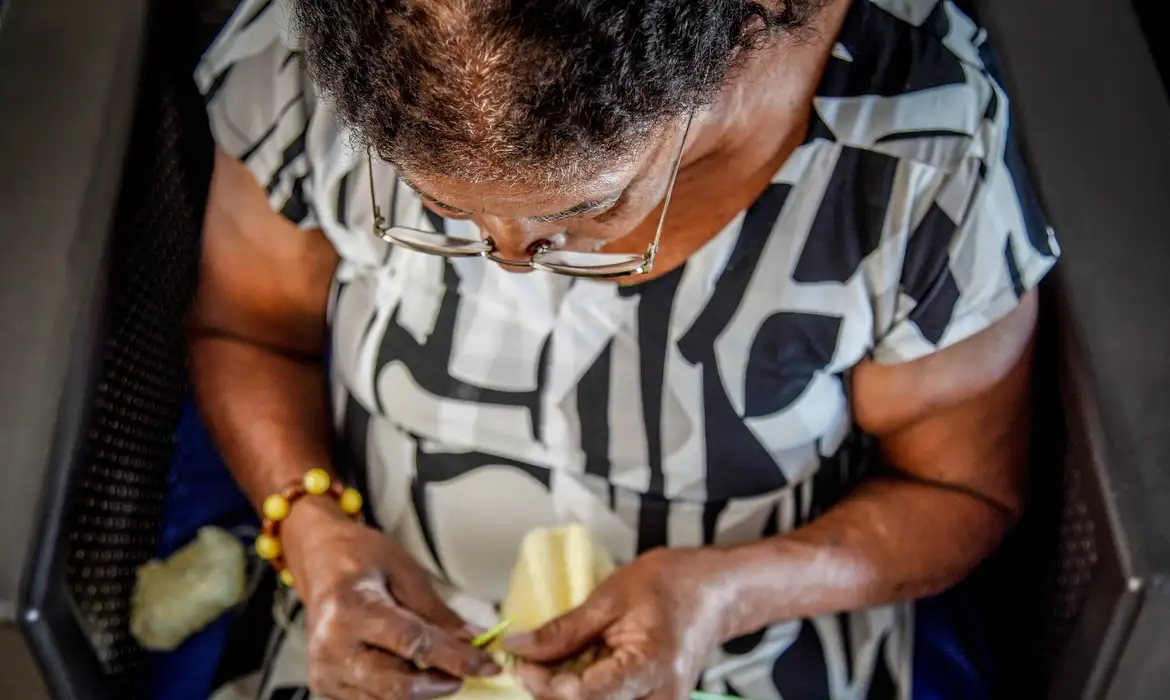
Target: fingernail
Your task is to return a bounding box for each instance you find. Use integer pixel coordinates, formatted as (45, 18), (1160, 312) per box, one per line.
(415, 677), (460, 697)
(463, 622), (489, 636)
(477, 659), (503, 676)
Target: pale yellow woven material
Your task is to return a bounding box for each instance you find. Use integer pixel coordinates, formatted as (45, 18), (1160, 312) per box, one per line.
(453, 524), (614, 699)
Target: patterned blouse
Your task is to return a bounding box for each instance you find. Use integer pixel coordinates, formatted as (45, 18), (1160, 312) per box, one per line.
(197, 0), (1059, 698)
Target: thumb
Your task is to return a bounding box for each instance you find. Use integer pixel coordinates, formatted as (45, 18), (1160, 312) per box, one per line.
(504, 593), (619, 662)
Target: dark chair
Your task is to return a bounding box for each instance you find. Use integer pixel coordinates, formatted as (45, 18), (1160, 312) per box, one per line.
(969, 2), (1170, 696)
(2, 0), (1168, 698)
(1, 0), (210, 698)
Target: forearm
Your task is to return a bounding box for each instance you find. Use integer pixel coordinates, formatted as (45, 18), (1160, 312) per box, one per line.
(717, 475), (1011, 639)
(190, 334), (334, 511)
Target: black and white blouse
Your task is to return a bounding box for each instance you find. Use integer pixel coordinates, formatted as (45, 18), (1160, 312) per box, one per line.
(198, 0), (1059, 698)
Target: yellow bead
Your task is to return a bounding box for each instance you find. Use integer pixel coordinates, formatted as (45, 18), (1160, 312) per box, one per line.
(303, 468), (332, 495)
(339, 488), (363, 516)
(262, 494), (290, 522)
(279, 569), (295, 587)
(255, 534), (282, 561)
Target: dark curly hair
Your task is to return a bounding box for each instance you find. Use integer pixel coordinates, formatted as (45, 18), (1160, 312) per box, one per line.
(292, 0), (824, 182)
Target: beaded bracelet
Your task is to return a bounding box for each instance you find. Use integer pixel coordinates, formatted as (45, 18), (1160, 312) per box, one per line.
(255, 468), (364, 587)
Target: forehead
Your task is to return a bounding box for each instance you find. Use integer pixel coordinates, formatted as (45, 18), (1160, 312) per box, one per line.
(394, 136), (661, 216)
(404, 161), (635, 205)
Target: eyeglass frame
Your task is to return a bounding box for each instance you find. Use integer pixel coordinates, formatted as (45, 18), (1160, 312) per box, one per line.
(365, 112), (694, 279)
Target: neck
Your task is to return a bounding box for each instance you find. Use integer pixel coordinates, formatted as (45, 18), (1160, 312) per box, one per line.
(685, 0), (851, 176)
(613, 0), (852, 283)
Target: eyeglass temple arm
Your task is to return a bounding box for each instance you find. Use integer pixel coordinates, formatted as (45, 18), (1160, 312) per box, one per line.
(366, 150), (386, 228)
(646, 112), (695, 259)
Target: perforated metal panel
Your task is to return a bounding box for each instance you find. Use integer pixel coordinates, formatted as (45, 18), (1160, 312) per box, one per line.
(62, 9), (209, 693)
(963, 291), (1106, 699)
(1038, 455), (1100, 674)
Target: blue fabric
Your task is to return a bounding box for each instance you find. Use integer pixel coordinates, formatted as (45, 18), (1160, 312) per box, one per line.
(150, 400), (256, 700)
(151, 398), (992, 700)
(913, 590), (995, 700)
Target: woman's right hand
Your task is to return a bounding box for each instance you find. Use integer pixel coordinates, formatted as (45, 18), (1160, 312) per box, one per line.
(281, 498), (501, 700)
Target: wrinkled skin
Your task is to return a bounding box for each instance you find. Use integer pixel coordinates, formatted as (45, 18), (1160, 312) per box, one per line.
(194, 0), (1034, 698)
(283, 500), (501, 700)
(505, 548), (735, 700)
(497, 284), (1039, 700)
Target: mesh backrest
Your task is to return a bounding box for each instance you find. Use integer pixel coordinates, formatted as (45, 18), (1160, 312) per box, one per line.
(1038, 454), (1100, 673)
(967, 292), (1102, 698)
(61, 3), (211, 694)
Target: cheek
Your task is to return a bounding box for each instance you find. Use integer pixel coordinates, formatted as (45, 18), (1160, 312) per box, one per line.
(576, 181), (665, 239)
(566, 216), (638, 242)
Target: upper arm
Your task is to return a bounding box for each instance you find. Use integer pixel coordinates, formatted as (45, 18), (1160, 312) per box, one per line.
(195, 148), (337, 355)
(192, 0), (337, 355)
(851, 69), (1059, 516)
(852, 292), (1036, 516)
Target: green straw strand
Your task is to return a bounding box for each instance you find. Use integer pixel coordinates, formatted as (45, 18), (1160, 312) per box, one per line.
(471, 618), (514, 648)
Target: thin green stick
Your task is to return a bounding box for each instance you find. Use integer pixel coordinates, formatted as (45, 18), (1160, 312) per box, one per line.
(471, 618), (514, 648)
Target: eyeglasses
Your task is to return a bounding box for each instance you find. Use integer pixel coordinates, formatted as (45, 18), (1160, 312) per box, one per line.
(366, 113), (693, 279)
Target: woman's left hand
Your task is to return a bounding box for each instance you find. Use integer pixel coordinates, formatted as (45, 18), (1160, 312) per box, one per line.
(504, 547), (742, 700)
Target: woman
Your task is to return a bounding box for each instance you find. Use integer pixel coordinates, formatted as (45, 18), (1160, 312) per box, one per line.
(193, 0), (1058, 698)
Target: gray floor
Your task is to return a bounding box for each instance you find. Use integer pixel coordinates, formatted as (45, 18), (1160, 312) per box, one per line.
(0, 624), (51, 700)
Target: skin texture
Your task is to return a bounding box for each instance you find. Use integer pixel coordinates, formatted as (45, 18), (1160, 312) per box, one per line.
(295, 518), (501, 699)
(503, 294), (1036, 700)
(397, 10), (833, 270)
(193, 148), (499, 699)
(190, 1), (1036, 698)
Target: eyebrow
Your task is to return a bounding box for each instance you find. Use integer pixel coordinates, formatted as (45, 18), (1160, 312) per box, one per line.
(397, 175), (620, 222)
(397, 176), (476, 216)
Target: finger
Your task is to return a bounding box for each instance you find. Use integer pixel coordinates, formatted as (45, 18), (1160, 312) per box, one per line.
(307, 641), (366, 700)
(512, 650), (654, 700)
(341, 686), (388, 700)
(510, 658), (553, 697)
(458, 622), (490, 643)
(386, 565), (471, 635)
(348, 651), (463, 700)
(309, 675), (364, 700)
(361, 571), (480, 641)
(342, 676), (461, 700)
(405, 582), (473, 634)
(356, 604), (501, 679)
(307, 658), (362, 700)
(644, 685), (687, 700)
(575, 650), (658, 700)
(504, 593), (620, 662)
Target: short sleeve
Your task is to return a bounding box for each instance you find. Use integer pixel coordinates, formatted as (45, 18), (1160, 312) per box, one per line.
(194, 0), (319, 229)
(871, 77), (1060, 365)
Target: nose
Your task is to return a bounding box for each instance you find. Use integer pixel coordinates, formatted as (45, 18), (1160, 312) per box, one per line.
(476, 215), (561, 264)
